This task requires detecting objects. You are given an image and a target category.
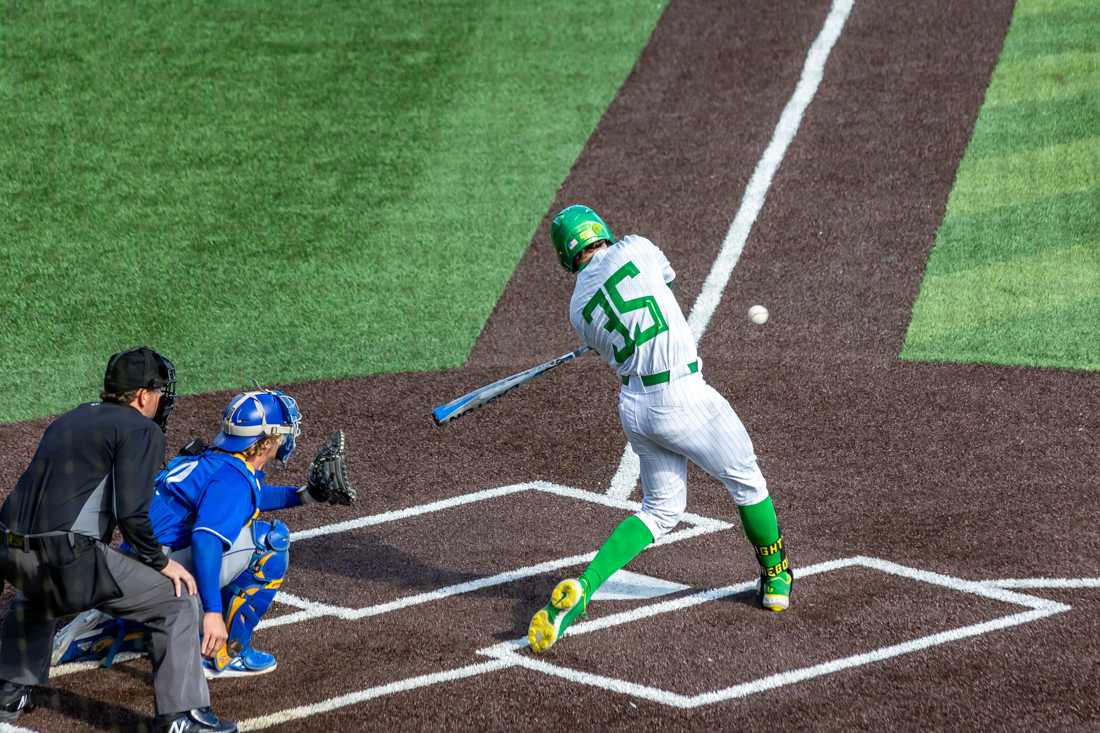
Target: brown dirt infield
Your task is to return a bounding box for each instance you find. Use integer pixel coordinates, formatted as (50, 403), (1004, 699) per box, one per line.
(2, 0), (1098, 730)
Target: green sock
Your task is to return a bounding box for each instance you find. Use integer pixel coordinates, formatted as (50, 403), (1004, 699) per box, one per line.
(578, 514), (655, 598)
(738, 496), (786, 575)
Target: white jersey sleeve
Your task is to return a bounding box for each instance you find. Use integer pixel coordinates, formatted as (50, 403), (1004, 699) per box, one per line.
(569, 235), (697, 378)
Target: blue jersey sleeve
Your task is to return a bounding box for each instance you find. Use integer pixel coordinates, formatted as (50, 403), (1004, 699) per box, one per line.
(258, 483), (303, 511)
(192, 473), (256, 547)
(191, 531), (224, 614)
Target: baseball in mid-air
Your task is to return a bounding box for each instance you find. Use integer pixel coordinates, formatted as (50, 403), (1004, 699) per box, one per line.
(748, 304), (769, 325)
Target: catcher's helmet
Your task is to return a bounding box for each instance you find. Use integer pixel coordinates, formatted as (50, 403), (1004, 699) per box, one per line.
(550, 204), (614, 273)
(212, 390), (302, 464)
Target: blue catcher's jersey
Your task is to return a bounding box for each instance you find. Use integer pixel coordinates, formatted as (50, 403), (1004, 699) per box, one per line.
(150, 450), (262, 550)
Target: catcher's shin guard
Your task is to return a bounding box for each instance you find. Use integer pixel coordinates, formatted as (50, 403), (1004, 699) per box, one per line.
(214, 519), (289, 672)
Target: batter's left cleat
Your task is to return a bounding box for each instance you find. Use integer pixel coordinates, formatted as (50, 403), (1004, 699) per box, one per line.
(758, 568), (794, 612)
(528, 578), (588, 653)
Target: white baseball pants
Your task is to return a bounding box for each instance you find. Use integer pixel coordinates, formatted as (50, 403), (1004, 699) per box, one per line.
(618, 371), (768, 539)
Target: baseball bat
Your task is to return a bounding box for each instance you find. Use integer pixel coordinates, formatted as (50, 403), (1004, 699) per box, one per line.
(432, 346), (592, 426)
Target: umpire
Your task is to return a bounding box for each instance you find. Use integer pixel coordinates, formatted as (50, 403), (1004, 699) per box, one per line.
(0, 347), (236, 733)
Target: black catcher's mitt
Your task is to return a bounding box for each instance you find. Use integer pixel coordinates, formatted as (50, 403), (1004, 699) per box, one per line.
(304, 431), (356, 505)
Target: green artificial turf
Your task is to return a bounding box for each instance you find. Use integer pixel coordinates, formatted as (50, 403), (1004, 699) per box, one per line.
(0, 1), (667, 421)
(901, 0), (1100, 371)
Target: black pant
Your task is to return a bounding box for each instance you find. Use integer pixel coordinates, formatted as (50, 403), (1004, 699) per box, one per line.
(0, 542), (210, 715)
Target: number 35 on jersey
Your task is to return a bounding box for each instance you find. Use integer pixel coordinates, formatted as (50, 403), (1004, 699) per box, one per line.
(582, 260), (668, 364)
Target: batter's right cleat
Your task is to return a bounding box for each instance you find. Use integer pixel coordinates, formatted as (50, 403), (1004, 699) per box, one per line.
(152, 706), (237, 733)
(528, 578), (588, 653)
(758, 568), (794, 612)
(0, 680), (33, 724)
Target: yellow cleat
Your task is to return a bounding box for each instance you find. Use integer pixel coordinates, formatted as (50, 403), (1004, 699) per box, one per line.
(528, 578), (588, 653)
(551, 578), (584, 610)
(527, 609), (557, 653)
(759, 570), (794, 612)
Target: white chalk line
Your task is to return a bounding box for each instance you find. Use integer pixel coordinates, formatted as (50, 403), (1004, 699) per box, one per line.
(981, 578), (1100, 590)
(45, 477), (1095, 721)
(608, 0), (857, 500)
(0, 723), (36, 733)
(255, 480), (731, 627)
(290, 483), (532, 540)
(260, 525), (730, 628)
(236, 658), (515, 731)
(479, 554), (1071, 709)
(49, 651), (144, 679)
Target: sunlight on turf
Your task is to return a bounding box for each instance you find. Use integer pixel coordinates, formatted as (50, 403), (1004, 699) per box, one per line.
(901, 0), (1100, 371)
(0, 1), (668, 421)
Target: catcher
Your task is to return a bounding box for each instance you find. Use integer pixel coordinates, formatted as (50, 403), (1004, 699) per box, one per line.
(51, 388), (355, 679)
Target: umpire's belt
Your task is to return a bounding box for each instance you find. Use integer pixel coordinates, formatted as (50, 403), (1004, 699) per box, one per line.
(2, 528), (77, 553)
(621, 360), (699, 387)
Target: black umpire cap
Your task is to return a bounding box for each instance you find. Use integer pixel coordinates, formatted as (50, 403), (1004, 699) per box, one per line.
(104, 346), (175, 393)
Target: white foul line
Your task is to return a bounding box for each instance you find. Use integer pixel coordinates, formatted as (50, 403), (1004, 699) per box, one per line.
(608, 0), (856, 500)
(236, 659), (514, 731)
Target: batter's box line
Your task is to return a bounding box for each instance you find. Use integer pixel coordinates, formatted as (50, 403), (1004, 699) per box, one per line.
(258, 481), (734, 629)
(477, 556), (1072, 709)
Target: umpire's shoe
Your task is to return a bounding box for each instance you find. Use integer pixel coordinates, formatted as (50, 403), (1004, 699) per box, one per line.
(153, 706), (237, 733)
(0, 680), (33, 723)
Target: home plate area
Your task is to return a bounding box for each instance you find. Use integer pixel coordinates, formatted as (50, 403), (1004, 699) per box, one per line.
(47, 483), (1077, 729)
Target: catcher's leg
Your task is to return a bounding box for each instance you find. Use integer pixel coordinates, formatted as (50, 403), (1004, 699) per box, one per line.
(207, 519), (289, 679)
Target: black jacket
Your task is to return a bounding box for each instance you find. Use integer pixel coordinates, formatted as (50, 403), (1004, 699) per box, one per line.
(0, 401), (168, 570)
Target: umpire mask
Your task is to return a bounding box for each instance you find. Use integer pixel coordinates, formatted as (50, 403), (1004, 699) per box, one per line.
(104, 347), (178, 432)
(152, 356), (177, 432)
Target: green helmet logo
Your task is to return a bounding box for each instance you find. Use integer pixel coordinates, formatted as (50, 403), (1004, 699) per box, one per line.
(550, 204), (615, 273)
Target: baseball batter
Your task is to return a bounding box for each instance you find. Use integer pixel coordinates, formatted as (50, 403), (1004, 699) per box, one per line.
(529, 204), (793, 653)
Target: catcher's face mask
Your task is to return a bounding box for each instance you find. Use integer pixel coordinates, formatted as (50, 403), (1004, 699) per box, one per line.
(271, 390), (302, 465)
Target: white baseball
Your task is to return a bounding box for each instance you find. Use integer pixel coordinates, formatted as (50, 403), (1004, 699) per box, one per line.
(748, 304), (769, 325)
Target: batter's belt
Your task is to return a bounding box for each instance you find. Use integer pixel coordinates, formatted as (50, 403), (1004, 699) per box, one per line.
(621, 360), (699, 387)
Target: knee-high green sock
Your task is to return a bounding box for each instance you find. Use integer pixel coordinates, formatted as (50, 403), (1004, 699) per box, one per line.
(738, 496), (787, 575)
(578, 514), (655, 599)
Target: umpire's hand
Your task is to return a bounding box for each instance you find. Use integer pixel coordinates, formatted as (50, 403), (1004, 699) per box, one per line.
(160, 558), (198, 597)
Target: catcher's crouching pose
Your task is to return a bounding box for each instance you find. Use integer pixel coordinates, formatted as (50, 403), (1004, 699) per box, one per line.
(51, 389), (355, 679)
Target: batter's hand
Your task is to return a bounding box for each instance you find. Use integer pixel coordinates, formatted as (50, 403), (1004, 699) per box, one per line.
(160, 558), (197, 597)
(202, 612), (229, 658)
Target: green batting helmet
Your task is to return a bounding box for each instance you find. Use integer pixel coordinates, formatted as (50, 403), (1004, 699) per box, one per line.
(550, 204), (615, 273)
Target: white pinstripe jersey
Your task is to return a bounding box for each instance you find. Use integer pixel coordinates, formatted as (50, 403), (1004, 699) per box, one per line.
(569, 235), (697, 379)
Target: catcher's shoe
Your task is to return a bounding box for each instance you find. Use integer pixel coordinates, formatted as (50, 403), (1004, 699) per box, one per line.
(528, 578), (588, 653)
(203, 646), (277, 679)
(758, 568), (794, 612)
(52, 609), (147, 667)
